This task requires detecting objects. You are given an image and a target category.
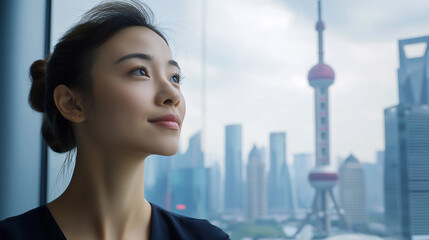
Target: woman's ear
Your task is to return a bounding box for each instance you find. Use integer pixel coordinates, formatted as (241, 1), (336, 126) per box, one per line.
(53, 84), (87, 123)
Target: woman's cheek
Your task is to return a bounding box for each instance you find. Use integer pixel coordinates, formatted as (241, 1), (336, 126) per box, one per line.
(92, 81), (152, 145)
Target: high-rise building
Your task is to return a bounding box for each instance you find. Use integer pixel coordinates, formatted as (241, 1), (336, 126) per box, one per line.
(267, 132), (294, 214)
(362, 151), (384, 216)
(224, 124), (243, 215)
(173, 131), (204, 169)
(384, 105), (429, 238)
(339, 154), (367, 231)
(384, 35), (429, 239)
(168, 131), (207, 218)
(207, 162), (222, 218)
(397, 36), (429, 105)
(169, 167), (207, 218)
(293, 153), (314, 210)
(144, 154), (174, 209)
(246, 145), (267, 220)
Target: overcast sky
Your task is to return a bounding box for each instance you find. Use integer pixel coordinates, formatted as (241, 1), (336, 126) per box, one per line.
(52, 0), (429, 170)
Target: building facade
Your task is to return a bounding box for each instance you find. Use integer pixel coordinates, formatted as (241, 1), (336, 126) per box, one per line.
(293, 153), (314, 210)
(384, 105), (429, 238)
(384, 35), (429, 239)
(224, 124), (243, 215)
(339, 154), (367, 231)
(267, 132), (294, 214)
(246, 145), (267, 220)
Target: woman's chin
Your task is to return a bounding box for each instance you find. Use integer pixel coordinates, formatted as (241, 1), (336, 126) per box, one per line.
(151, 144), (179, 156)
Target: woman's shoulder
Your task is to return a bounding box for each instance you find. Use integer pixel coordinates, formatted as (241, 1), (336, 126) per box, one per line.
(150, 202), (230, 240)
(0, 205), (65, 240)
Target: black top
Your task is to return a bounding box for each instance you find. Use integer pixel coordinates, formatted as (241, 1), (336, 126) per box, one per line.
(0, 202), (230, 240)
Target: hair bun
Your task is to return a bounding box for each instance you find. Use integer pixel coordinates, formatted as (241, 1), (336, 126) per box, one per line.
(29, 56), (49, 113)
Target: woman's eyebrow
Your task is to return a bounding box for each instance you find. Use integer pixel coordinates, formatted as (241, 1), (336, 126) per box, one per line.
(168, 60), (181, 71)
(115, 53), (152, 64)
(114, 53), (181, 71)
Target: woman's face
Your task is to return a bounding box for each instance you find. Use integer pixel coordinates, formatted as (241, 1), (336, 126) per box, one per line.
(87, 26), (186, 156)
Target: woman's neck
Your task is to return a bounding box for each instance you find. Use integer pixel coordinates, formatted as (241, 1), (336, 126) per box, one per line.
(47, 145), (152, 240)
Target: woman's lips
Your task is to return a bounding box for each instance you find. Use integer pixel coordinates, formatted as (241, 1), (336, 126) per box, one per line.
(148, 114), (181, 130)
(150, 120), (179, 130)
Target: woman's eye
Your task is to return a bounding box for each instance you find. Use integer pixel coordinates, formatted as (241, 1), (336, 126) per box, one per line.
(130, 67), (149, 77)
(170, 74), (182, 84)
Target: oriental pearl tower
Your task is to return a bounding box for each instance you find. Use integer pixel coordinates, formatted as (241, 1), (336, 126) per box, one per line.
(293, 0), (348, 238)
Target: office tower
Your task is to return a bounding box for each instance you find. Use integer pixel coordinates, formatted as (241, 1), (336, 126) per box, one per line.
(173, 131), (204, 169)
(293, 153), (314, 210)
(339, 154), (367, 231)
(224, 124), (243, 215)
(246, 145), (267, 220)
(144, 154), (174, 209)
(145, 138), (183, 209)
(169, 167), (207, 218)
(268, 132), (294, 214)
(384, 35), (429, 239)
(362, 151), (384, 216)
(168, 131), (207, 218)
(397, 36), (429, 105)
(207, 162), (222, 217)
(384, 105), (429, 238)
(294, 1), (346, 237)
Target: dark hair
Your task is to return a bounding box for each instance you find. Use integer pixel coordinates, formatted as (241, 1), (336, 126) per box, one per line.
(29, 0), (168, 153)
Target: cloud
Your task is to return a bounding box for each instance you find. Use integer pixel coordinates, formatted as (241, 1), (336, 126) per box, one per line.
(144, 0), (426, 166)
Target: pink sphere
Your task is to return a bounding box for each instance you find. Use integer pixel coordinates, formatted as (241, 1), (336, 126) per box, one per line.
(308, 165), (338, 189)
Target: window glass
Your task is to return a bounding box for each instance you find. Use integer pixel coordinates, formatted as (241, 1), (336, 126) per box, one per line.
(46, 0), (429, 239)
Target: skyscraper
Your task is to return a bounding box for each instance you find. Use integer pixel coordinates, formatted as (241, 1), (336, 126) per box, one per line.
(268, 132), (294, 214)
(384, 35), (429, 239)
(173, 131), (204, 169)
(207, 162), (222, 218)
(246, 145), (267, 220)
(293, 153), (314, 210)
(362, 151), (384, 216)
(169, 167), (207, 218)
(339, 154), (367, 231)
(384, 105), (429, 238)
(144, 154), (174, 209)
(168, 131), (207, 218)
(397, 36), (429, 105)
(224, 124), (243, 215)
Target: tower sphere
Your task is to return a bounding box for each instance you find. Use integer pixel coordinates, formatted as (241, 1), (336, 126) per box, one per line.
(308, 165), (338, 189)
(308, 63), (335, 82)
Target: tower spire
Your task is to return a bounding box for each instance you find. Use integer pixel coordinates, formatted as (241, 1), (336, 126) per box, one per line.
(317, 0), (325, 63)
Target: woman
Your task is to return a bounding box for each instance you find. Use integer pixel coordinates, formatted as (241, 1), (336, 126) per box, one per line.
(0, 1), (230, 239)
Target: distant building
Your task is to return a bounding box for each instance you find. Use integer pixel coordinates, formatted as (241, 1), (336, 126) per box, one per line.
(293, 153), (314, 210)
(207, 162), (222, 218)
(145, 153), (178, 209)
(173, 131), (204, 169)
(246, 145), (267, 220)
(384, 35), (429, 239)
(224, 124), (243, 215)
(169, 167), (207, 218)
(339, 154), (367, 231)
(267, 132), (294, 215)
(362, 151), (384, 216)
(168, 131), (207, 218)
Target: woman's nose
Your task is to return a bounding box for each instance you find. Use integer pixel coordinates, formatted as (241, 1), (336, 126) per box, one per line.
(155, 76), (181, 107)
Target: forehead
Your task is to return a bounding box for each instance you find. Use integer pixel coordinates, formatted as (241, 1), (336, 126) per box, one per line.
(97, 26), (172, 63)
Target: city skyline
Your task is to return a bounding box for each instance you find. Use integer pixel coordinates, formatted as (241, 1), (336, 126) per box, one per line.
(50, 0), (429, 171)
